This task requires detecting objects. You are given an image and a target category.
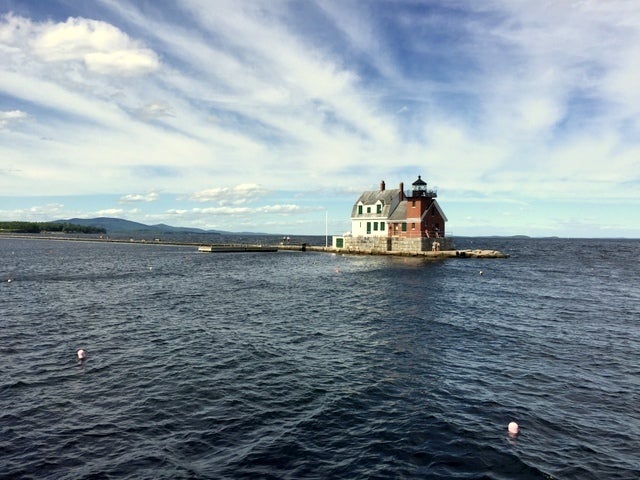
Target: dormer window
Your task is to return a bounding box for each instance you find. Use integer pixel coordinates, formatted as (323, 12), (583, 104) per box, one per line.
(367, 206), (371, 213)
(358, 205), (363, 215)
(376, 204), (382, 214)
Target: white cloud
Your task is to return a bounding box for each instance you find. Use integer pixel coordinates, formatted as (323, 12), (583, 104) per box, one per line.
(119, 192), (160, 203)
(258, 204), (307, 214)
(0, 203), (64, 221)
(514, 97), (564, 134)
(84, 48), (159, 75)
(474, 0), (640, 131)
(189, 184), (269, 204)
(95, 208), (125, 216)
(28, 203), (65, 215)
(0, 109), (28, 128)
(165, 203), (321, 218)
(135, 102), (174, 120)
(14, 15), (161, 75)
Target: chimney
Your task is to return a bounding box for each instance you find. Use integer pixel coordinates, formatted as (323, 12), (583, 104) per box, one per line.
(380, 180), (385, 191)
(399, 182), (404, 200)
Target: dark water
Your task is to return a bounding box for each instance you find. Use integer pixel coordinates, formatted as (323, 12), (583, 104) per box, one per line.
(1, 237), (638, 479)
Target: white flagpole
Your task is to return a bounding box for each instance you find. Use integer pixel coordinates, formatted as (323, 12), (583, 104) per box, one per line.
(325, 210), (328, 247)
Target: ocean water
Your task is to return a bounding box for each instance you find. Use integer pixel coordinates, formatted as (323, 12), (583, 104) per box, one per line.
(1, 236), (638, 480)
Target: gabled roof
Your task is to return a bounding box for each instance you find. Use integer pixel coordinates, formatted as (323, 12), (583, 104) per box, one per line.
(351, 188), (400, 217)
(355, 188), (399, 206)
(387, 200), (407, 221)
(429, 199), (448, 222)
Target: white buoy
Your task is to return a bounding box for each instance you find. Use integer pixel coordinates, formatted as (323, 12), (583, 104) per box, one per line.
(508, 421), (519, 435)
(479, 270), (483, 276)
(77, 349), (87, 360)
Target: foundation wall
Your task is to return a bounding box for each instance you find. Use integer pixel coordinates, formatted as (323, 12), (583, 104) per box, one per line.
(333, 236), (454, 254)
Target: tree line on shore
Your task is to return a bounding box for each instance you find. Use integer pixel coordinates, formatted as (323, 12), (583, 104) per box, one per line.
(0, 221), (106, 234)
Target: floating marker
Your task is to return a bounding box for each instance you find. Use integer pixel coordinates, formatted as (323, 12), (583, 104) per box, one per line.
(479, 270), (483, 276)
(77, 349), (87, 360)
(508, 421), (519, 435)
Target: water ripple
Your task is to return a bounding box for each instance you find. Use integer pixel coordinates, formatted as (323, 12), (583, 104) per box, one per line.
(1, 238), (639, 479)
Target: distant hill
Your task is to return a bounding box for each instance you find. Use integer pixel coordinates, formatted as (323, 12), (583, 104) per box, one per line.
(55, 217), (223, 235)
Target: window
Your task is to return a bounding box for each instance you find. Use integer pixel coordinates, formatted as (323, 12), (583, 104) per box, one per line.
(376, 204), (382, 214)
(367, 207), (371, 213)
(380, 222), (385, 230)
(412, 200), (416, 207)
(358, 205), (363, 215)
(412, 223), (416, 230)
(373, 222), (378, 231)
(366, 222), (371, 234)
(402, 223), (407, 232)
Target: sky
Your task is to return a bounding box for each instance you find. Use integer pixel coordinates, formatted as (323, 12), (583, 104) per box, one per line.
(1, 0), (639, 237)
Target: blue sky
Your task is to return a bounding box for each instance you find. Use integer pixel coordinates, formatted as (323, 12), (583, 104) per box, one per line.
(1, 0), (639, 237)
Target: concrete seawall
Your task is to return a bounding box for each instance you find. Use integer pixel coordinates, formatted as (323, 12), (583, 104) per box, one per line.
(279, 244), (509, 258)
(1, 234), (509, 258)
